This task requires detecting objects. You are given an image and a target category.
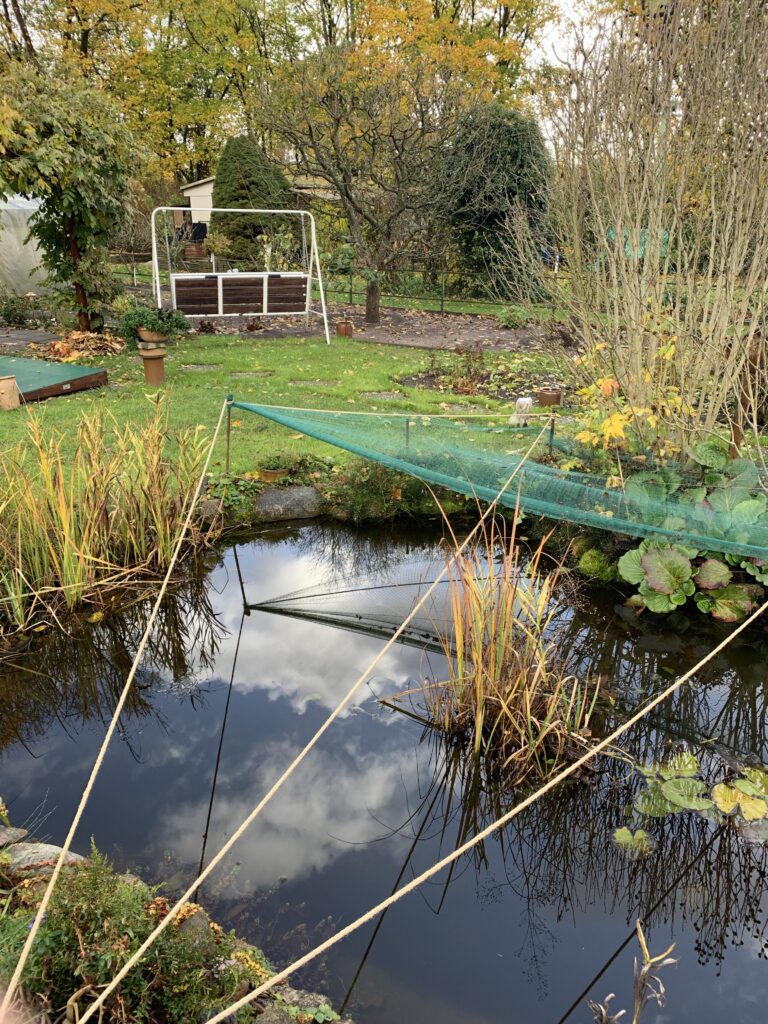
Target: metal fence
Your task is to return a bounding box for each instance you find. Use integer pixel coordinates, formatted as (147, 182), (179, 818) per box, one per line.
(109, 252), (509, 315)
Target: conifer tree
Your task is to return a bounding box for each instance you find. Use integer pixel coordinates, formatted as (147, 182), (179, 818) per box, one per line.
(210, 135), (293, 262)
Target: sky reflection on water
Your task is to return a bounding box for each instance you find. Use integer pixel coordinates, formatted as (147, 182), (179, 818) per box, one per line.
(3, 522), (768, 1022)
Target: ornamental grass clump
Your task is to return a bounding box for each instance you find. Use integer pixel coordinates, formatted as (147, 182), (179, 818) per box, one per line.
(408, 514), (599, 783)
(0, 402), (214, 636)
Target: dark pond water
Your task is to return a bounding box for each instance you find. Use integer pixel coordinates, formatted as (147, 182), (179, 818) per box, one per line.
(3, 521), (768, 1023)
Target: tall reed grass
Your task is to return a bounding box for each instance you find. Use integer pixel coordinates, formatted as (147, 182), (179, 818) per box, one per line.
(0, 403), (214, 636)
(398, 514), (599, 783)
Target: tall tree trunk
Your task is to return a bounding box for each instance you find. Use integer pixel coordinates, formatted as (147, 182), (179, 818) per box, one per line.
(9, 0), (34, 56)
(365, 278), (381, 324)
(65, 218), (92, 332)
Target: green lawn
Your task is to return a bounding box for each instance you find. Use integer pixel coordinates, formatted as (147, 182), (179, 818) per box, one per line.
(2, 333), (558, 477)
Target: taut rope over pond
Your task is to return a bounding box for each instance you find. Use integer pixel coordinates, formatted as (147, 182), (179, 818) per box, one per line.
(67, 427), (549, 1024)
(201, 594), (768, 1024)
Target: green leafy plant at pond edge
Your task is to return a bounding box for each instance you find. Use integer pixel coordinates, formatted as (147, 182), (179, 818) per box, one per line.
(617, 540), (763, 621)
(274, 995), (341, 1023)
(0, 847), (273, 1024)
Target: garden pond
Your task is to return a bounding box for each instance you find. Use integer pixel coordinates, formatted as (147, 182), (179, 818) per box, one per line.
(3, 521), (768, 1023)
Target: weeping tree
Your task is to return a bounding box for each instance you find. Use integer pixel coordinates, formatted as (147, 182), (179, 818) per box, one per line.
(0, 60), (134, 331)
(209, 135), (294, 264)
(550, 0), (768, 456)
(438, 104), (552, 300)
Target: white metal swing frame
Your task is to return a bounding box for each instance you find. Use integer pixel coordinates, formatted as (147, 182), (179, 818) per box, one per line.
(150, 206), (331, 344)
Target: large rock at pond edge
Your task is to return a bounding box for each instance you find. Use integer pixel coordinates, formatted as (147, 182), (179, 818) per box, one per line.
(7, 842), (84, 875)
(0, 825), (27, 848)
(254, 485), (322, 522)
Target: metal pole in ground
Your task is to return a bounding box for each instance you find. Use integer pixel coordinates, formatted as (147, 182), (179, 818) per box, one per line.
(549, 413), (556, 456)
(225, 395), (233, 477)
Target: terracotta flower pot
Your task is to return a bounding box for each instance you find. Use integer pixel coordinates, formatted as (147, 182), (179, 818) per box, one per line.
(137, 328), (168, 346)
(336, 319), (354, 337)
(536, 388), (563, 407)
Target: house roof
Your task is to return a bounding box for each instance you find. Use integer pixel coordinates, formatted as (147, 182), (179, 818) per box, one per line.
(180, 176), (215, 194)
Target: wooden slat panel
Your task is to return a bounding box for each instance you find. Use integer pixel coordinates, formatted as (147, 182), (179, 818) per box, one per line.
(176, 301), (219, 314)
(265, 302), (308, 312)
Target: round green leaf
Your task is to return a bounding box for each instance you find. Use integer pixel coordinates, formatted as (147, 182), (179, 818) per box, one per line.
(660, 752), (699, 779)
(618, 547), (645, 585)
(660, 777), (713, 811)
(635, 781), (680, 817)
(694, 559), (732, 591)
(640, 546), (693, 594)
(613, 826), (655, 859)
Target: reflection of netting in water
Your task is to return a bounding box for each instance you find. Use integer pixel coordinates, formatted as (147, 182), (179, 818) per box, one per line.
(233, 403), (768, 559)
(252, 557), (456, 652)
(251, 554), (550, 654)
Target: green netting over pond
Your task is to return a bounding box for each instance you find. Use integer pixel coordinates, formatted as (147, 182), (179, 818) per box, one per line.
(232, 401), (768, 560)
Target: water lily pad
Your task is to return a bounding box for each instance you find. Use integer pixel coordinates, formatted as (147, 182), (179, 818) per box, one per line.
(635, 781), (680, 817)
(739, 794), (768, 821)
(712, 783), (741, 815)
(613, 826), (655, 860)
(742, 767), (768, 797)
(694, 559), (731, 591)
(660, 777), (713, 811)
(734, 778), (761, 798)
(660, 752), (699, 779)
(641, 546), (693, 594)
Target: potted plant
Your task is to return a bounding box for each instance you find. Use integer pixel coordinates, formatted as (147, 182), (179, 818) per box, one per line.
(118, 304), (188, 385)
(118, 303), (188, 349)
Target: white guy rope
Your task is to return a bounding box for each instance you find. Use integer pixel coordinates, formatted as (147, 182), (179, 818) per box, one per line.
(204, 592), (768, 1024)
(75, 427), (548, 1024)
(0, 397), (230, 1018)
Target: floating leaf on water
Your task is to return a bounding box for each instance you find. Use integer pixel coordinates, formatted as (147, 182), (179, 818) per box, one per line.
(712, 783), (741, 815)
(660, 751), (699, 779)
(660, 777), (713, 811)
(734, 778), (761, 798)
(635, 781), (680, 817)
(613, 826), (655, 860)
(741, 767), (768, 798)
(738, 794), (768, 822)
